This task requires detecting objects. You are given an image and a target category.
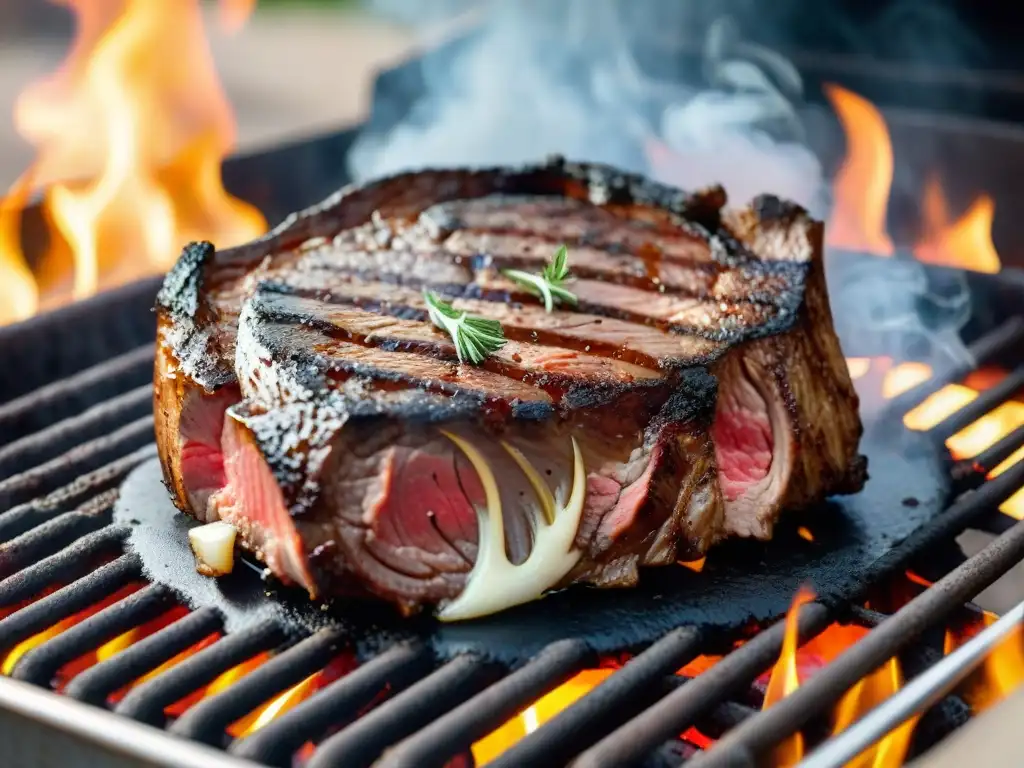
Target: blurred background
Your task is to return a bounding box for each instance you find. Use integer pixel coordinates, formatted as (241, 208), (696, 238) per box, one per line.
(0, 0), (415, 189)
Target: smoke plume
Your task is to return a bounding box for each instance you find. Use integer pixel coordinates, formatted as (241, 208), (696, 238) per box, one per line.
(350, 0), (974, 375)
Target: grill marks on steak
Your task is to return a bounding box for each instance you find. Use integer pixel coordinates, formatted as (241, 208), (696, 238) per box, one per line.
(154, 158), (865, 616)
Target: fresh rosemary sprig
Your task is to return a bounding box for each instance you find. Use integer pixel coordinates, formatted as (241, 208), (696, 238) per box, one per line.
(423, 290), (506, 365)
(502, 244), (578, 312)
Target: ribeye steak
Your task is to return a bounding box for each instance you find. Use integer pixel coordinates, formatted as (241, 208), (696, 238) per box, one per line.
(153, 158), (865, 620)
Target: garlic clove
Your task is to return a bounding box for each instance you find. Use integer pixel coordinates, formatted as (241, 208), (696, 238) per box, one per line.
(188, 521), (237, 577)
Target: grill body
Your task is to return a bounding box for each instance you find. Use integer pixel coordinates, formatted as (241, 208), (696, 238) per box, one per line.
(3, 120), (1024, 766)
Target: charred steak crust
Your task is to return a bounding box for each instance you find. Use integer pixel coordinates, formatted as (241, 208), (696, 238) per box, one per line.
(154, 156), (865, 616)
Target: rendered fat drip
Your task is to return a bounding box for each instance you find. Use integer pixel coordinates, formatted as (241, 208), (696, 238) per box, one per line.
(437, 432), (587, 622)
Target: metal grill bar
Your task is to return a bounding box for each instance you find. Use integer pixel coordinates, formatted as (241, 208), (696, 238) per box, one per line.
(0, 280), (1017, 766)
(230, 642), (432, 768)
(579, 458), (1024, 767)
(0, 344), (153, 443)
(170, 628), (345, 746)
(951, 423), (1024, 486)
(0, 499), (118, 579)
(0, 555), (143, 660)
(0, 386), (152, 479)
(115, 618), (287, 727)
(573, 602), (832, 768)
(0, 526), (128, 607)
(306, 655), (502, 768)
(689, 515), (1024, 767)
(0, 446), (155, 542)
(491, 627), (705, 768)
(845, 605), (888, 628)
(380, 638), (593, 768)
(688, 697), (759, 739)
(66, 607), (224, 706)
(11, 583), (177, 685)
(870, 449), (1024, 578)
(0, 675), (259, 768)
(0, 416), (152, 509)
(930, 365), (1024, 443)
(798, 596), (1024, 768)
(885, 318), (1024, 416)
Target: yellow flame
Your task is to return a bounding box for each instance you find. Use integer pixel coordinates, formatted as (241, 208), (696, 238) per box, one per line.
(824, 84), (894, 256)
(471, 669), (615, 766)
(230, 670), (322, 738)
(762, 587), (816, 764)
(832, 658), (918, 768)
(0, 0), (265, 324)
(914, 175), (1001, 274)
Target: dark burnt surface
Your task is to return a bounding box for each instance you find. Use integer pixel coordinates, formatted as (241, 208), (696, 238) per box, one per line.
(118, 418), (946, 664)
(158, 157), (814, 395)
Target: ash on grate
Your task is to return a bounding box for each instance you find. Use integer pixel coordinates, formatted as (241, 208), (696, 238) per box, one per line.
(115, 421), (948, 664)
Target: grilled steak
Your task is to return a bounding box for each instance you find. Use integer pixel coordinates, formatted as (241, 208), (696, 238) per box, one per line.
(154, 158), (865, 620)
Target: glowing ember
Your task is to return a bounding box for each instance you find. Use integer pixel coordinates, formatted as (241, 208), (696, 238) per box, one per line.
(889, 369), (1024, 520)
(797, 526), (814, 542)
(848, 357), (1024, 519)
(823, 84), (894, 256)
(0, 584), (142, 676)
(679, 557), (707, 573)
(0, 0), (265, 325)
(882, 362), (933, 401)
(229, 655), (356, 738)
(471, 669), (615, 765)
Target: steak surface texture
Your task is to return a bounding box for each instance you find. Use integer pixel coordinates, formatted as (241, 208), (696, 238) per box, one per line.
(153, 158), (866, 619)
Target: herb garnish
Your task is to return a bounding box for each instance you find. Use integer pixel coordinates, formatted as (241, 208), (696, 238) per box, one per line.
(423, 290), (506, 365)
(502, 244), (578, 312)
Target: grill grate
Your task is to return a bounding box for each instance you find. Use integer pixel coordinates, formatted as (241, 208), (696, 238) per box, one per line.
(1, 282), (1024, 767)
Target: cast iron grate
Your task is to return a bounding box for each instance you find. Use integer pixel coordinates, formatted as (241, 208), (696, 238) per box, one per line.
(2, 273), (1024, 768)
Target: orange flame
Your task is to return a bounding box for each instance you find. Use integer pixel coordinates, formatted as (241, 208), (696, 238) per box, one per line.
(826, 84), (1001, 274)
(914, 176), (1001, 273)
(0, 584), (143, 676)
(230, 655), (356, 738)
(762, 587), (815, 763)
(757, 588), (925, 768)
(0, 0), (265, 324)
(824, 84), (894, 256)
(970, 620), (1024, 712)
(832, 658), (918, 768)
(471, 669), (617, 765)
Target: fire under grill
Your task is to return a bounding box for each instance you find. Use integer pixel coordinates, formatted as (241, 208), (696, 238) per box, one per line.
(1, 246), (1024, 768)
(4, 0), (1024, 764)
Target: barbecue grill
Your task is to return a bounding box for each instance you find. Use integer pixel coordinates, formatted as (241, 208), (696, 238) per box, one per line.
(6, 9), (1024, 767)
(2, 126), (1024, 767)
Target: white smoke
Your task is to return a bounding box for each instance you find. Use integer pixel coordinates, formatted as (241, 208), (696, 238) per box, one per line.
(349, 0), (974, 374)
(349, 2), (825, 213)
